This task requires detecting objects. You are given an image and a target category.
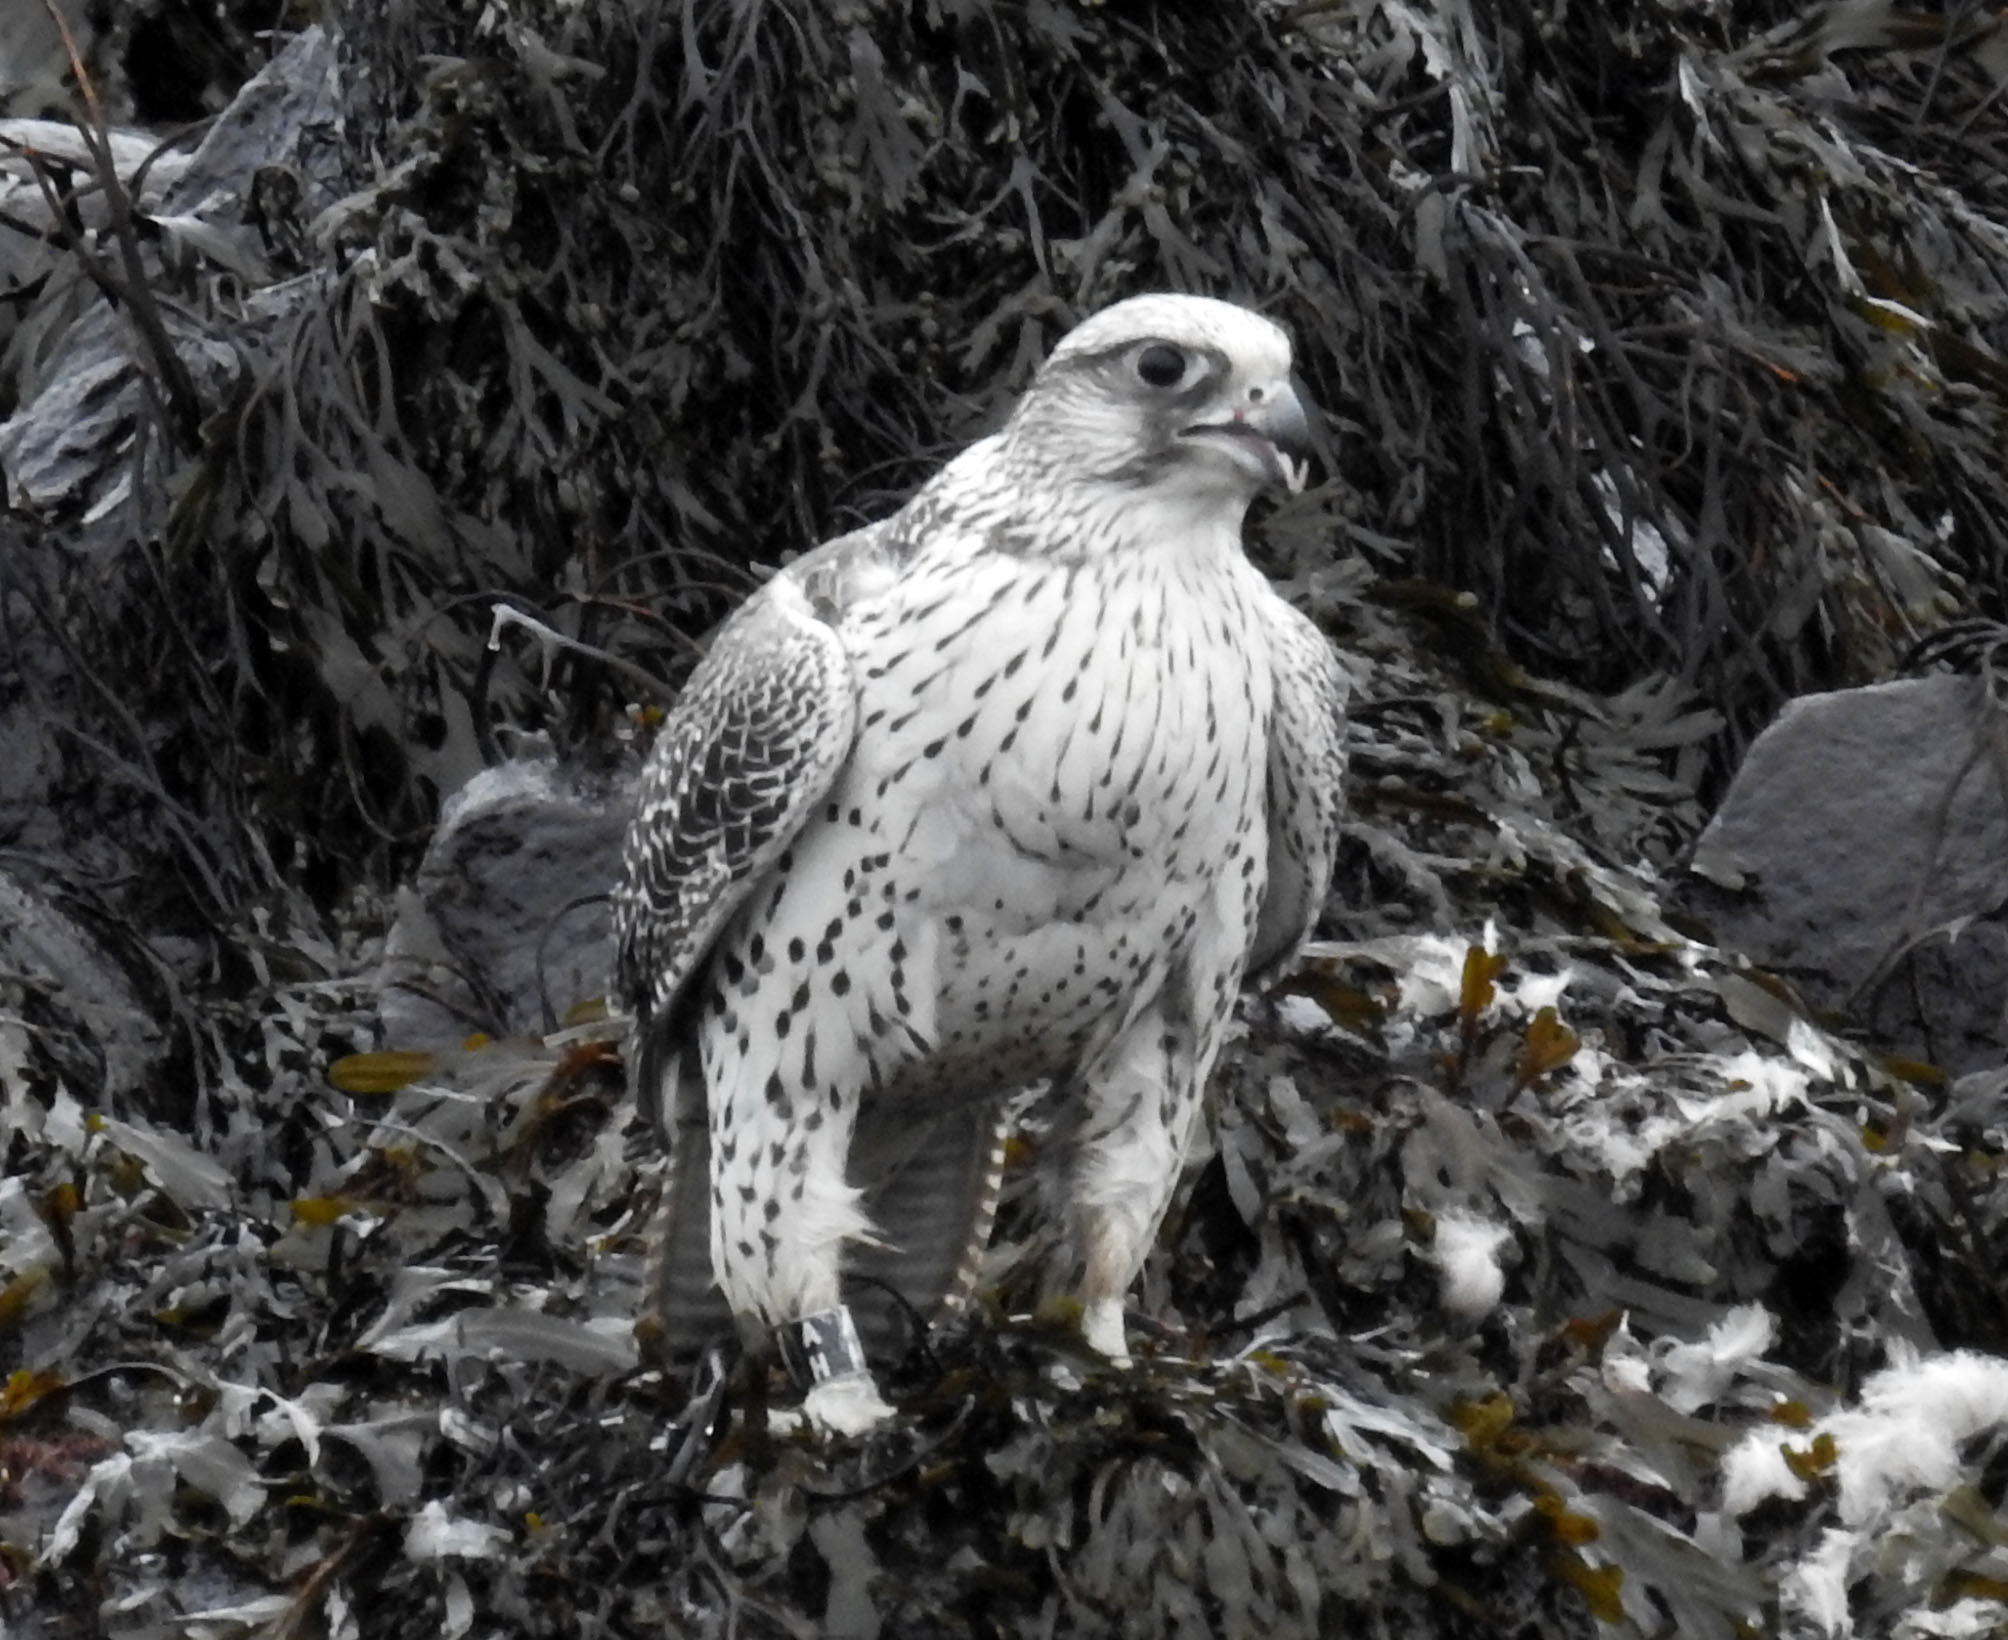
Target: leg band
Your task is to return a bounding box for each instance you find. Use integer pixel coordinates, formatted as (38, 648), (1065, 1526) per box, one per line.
(776, 1305), (870, 1387)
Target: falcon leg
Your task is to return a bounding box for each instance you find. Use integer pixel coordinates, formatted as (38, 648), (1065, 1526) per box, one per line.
(1064, 1018), (1212, 1362)
(705, 1029), (892, 1431)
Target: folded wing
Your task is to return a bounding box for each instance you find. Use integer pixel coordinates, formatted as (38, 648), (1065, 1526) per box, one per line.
(1250, 599), (1349, 982)
(613, 531), (885, 1132)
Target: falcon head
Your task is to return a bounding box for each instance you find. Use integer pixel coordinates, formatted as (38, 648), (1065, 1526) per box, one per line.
(1004, 293), (1314, 510)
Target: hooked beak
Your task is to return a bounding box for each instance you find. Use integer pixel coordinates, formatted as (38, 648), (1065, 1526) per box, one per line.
(1179, 377), (1315, 493)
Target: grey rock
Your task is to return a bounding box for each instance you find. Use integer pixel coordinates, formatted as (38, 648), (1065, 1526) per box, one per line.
(1682, 673), (2008, 1076)
(379, 758), (634, 1047)
(157, 25), (348, 263)
(0, 26), (344, 529)
(1, 273), (323, 524)
(0, 1), (100, 117)
(0, 120), (194, 263)
(0, 868), (163, 1107)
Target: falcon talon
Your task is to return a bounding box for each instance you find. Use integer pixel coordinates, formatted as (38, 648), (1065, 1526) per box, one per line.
(799, 1373), (897, 1437)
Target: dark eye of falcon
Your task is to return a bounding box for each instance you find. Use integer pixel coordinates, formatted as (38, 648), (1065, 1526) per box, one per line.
(1133, 343), (1189, 389)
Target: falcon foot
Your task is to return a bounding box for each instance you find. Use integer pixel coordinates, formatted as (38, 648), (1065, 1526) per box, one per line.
(800, 1373), (895, 1436)
(1080, 1297), (1133, 1366)
(776, 1306), (894, 1435)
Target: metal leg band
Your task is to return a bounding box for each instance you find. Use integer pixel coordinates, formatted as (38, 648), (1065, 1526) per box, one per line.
(776, 1305), (870, 1388)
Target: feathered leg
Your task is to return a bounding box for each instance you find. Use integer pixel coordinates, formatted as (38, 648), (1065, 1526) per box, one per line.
(1063, 1005), (1218, 1361)
(699, 924), (900, 1434)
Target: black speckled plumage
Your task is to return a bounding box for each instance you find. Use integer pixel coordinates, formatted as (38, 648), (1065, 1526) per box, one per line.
(612, 293), (1348, 1430)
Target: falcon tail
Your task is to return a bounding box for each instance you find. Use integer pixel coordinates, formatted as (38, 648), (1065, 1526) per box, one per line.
(846, 1099), (1010, 1350)
(636, 1061), (735, 1361)
(637, 1059), (1010, 1366)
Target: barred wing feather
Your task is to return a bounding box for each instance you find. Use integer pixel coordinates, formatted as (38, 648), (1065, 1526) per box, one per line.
(612, 573), (860, 1132)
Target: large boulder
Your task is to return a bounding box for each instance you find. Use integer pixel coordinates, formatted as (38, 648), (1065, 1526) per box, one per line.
(377, 757), (632, 1047)
(0, 2), (97, 116)
(1682, 673), (2008, 1076)
(0, 25), (344, 521)
(0, 868), (165, 1114)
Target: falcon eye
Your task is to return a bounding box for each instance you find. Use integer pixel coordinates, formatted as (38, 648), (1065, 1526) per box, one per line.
(1133, 343), (1189, 389)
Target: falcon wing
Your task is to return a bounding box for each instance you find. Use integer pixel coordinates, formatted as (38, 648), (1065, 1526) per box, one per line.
(613, 525), (893, 1133)
(1249, 597), (1349, 983)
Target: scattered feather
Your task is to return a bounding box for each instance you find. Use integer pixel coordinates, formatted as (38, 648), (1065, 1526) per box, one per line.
(1429, 1210), (1511, 1317)
(403, 1499), (510, 1562)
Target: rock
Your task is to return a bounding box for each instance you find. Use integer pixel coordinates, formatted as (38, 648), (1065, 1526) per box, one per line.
(378, 757), (633, 1047)
(0, 2), (100, 117)
(0, 869), (164, 1111)
(0, 26), (345, 523)
(0, 27), (351, 951)
(153, 24), (347, 264)
(1681, 673), (2008, 1076)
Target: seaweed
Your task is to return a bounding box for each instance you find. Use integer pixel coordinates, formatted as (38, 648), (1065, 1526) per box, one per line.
(6, 2), (2008, 1634)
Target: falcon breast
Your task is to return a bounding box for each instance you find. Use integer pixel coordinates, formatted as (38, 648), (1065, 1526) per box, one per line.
(613, 293), (1348, 1432)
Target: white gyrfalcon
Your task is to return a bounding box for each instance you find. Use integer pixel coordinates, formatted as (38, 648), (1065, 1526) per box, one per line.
(613, 293), (1348, 1431)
